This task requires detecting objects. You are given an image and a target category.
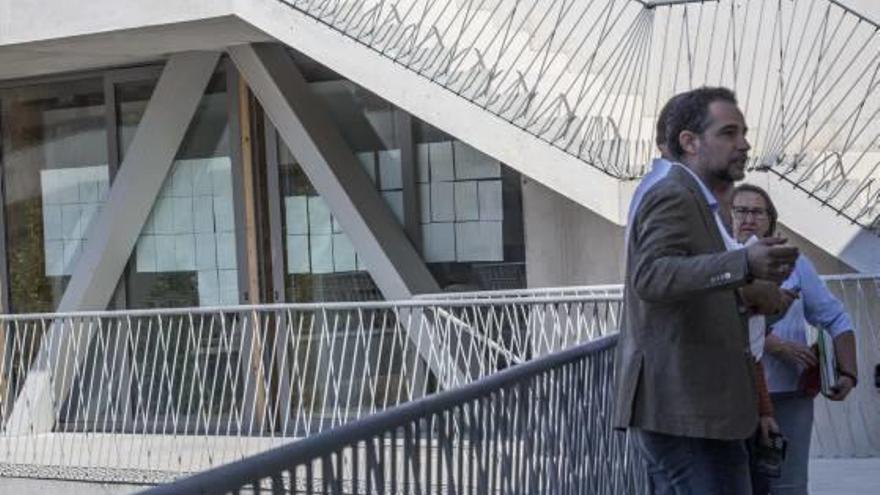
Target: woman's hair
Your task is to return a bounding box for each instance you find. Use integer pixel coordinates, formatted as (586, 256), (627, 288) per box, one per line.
(732, 183), (778, 236)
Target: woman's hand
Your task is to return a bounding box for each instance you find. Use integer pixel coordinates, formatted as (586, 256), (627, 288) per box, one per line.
(828, 374), (855, 401)
(765, 334), (818, 368)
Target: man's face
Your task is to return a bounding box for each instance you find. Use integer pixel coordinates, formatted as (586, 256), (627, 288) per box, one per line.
(732, 190), (772, 242)
(691, 101), (751, 182)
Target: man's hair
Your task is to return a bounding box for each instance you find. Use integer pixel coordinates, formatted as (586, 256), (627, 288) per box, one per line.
(655, 94), (683, 148)
(733, 183), (778, 236)
(663, 87), (738, 158)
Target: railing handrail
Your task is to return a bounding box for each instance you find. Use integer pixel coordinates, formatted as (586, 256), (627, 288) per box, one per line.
(414, 273), (878, 300)
(414, 284), (624, 299)
(139, 333), (620, 495)
(818, 273), (880, 282)
(0, 294), (620, 321)
(3, 274), (871, 320)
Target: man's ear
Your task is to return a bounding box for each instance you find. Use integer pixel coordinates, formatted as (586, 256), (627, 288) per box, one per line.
(678, 130), (699, 157)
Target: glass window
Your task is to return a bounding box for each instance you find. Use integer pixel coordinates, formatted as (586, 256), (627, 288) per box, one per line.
(415, 122), (526, 291)
(122, 72), (239, 309)
(277, 144), (382, 302)
(0, 78), (109, 313)
(274, 80), (408, 303)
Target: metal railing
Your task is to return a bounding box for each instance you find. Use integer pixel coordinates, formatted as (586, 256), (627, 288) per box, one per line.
(415, 284), (624, 301)
(810, 273), (880, 458)
(0, 296), (620, 483)
(139, 333), (647, 495)
(0, 274), (873, 483)
(273, 0), (880, 234)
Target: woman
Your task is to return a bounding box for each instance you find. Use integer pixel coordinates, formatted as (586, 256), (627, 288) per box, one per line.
(732, 183), (858, 494)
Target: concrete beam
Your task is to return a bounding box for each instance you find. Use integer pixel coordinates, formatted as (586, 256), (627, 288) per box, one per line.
(228, 43), (438, 299)
(6, 51), (220, 434)
(228, 44), (469, 388)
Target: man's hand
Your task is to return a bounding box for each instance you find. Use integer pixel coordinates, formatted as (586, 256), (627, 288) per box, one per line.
(828, 374), (856, 401)
(765, 334), (818, 368)
(759, 415), (780, 445)
(746, 237), (799, 283)
(740, 281), (797, 315)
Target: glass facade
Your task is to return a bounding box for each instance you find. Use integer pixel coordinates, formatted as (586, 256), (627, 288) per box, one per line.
(415, 122), (526, 291)
(123, 72), (239, 309)
(0, 78), (109, 313)
(273, 79), (410, 303)
(0, 57), (526, 313)
(0, 53), (528, 435)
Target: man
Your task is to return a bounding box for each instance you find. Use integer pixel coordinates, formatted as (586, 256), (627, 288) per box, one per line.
(614, 87), (800, 493)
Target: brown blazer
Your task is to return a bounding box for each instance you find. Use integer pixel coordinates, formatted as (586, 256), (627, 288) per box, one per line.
(613, 165), (758, 440)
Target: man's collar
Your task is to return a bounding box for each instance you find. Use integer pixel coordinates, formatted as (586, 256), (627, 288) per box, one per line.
(672, 163), (719, 209)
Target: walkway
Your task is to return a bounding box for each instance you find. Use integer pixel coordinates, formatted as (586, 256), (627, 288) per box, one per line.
(810, 457), (880, 495)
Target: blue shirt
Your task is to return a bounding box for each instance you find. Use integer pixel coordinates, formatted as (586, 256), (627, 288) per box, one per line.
(765, 256), (854, 393)
(626, 158), (672, 232)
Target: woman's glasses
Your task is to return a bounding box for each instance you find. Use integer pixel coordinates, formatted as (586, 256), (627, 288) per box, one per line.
(732, 206), (769, 220)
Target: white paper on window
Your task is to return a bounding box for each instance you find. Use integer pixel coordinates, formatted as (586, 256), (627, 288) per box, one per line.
(422, 222), (456, 262)
(478, 180), (504, 221)
(193, 196), (214, 233)
(40, 165), (109, 276)
(170, 161), (194, 197)
(308, 196), (332, 235)
(195, 233), (217, 271)
(419, 183), (431, 223)
(155, 235), (177, 272)
(197, 270), (220, 307)
(430, 182), (455, 222)
(63, 239), (82, 274)
(211, 160), (234, 199)
(309, 234), (334, 274)
(454, 181), (479, 221)
(215, 232), (237, 270)
(42, 205), (62, 241)
(44, 240), (64, 277)
(152, 198), (174, 234)
(173, 234), (196, 271)
(61, 204), (83, 239)
(285, 196), (309, 235)
(429, 141), (455, 181)
(455, 221), (503, 262)
(218, 269), (239, 305)
(172, 197), (194, 234)
(287, 234), (311, 274)
(333, 233), (357, 272)
(213, 196), (235, 233)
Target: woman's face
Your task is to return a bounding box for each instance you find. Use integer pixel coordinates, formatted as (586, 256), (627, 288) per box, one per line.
(732, 190), (772, 242)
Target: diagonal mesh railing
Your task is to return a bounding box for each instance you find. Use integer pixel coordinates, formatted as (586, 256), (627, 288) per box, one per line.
(271, 0), (880, 234)
(0, 275), (874, 485)
(139, 334), (647, 495)
(0, 296), (620, 483)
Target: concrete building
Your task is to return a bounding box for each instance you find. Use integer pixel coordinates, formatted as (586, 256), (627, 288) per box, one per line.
(0, 0), (878, 491)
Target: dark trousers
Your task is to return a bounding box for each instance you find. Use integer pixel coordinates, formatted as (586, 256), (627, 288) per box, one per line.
(634, 429), (752, 495)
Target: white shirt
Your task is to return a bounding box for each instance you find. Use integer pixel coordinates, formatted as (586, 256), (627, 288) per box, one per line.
(715, 214), (766, 361)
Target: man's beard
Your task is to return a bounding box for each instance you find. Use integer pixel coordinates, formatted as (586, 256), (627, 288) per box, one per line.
(715, 160), (746, 183)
